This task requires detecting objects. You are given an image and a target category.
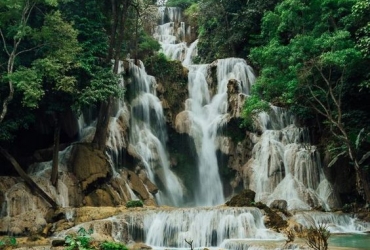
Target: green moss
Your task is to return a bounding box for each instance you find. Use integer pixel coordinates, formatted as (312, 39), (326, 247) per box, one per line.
(126, 200), (144, 208)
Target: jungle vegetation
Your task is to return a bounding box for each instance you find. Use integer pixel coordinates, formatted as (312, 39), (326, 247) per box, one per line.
(170, 0), (370, 204)
(1, 0), (370, 205)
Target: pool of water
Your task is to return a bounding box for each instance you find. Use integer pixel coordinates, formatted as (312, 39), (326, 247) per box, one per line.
(329, 234), (370, 249)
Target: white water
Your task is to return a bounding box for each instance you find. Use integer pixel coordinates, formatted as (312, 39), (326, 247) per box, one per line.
(293, 211), (370, 233)
(185, 59), (255, 206)
(247, 108), (338, 211)
(155, 6), (256, 206)
(115, 207), (284, 248)
(127, 60), (184, 206)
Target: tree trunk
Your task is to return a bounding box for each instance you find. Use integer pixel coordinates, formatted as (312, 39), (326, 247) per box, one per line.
(50, 116), (61, 187)
(354, 161), (370, 204)
(0, 146), (58, 208)
(92, 98), (112, 150)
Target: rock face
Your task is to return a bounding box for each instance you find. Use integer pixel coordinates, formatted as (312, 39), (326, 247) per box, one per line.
(68, 143), (112, 191)
(227, 79), (247, 118)
(0, 142), (159, 235)
(270, 199), (288, 212)
(226, 189), (256, 207)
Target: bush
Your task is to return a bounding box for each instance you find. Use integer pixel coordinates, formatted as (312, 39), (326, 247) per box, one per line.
(64, 227), (94, 250)
(305, 224), (331, 250)
(126, 200), (144, 208)
(100, 241), (128, 250)
(166, 0), (197, 9)
(0, 237), (17, 249)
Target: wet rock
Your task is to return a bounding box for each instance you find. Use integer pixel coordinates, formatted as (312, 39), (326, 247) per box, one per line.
(225, 189), (256, 207)
(84, 188), (116, 206)
(68, 144), (112, 191)
(130, 242), (153, 250)
(270, 199), (288, 212)
(52, 239), (65, 247)
(128, 170), (150, 200)
(175, 111), (192, 134)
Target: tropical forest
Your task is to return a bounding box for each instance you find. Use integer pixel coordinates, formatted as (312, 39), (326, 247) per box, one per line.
(1, 0), (370, 249)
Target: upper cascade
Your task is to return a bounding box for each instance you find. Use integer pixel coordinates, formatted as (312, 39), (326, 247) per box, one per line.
(153, 2), (338, 210)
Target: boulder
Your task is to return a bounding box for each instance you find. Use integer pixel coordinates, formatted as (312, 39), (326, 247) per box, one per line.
(128, 170), (150, 200)
(226, 189), (256, 207)
(270, 199), (288, 212)
(175, 111), (192, 134)
(68, 144), (112, 191)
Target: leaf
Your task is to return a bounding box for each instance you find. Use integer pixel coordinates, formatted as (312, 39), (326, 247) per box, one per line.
(359, 151), (370, 165)
(328, 151), (347, 167)
(355, 128), (365, 149)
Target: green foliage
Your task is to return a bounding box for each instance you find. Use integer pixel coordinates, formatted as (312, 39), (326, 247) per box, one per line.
(137, 32), (161, 59)
(184, 3), (199, 27)
(0, 236), (17, 249)
(64, 227), (94, 250)
(166, 0), (198, 9)
(241, 95), (270, 129)
(144, 53), (187, 84)
(196, 0), (279, 62)
(126, 200), (144, 208)
(100, 241), (128, 250)
(76, 67), (123, 109)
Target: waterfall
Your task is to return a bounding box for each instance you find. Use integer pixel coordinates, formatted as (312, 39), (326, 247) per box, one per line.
(183, 59), (255, 206)
(127, 60), (184, 206)
(293, 211), (370, 233)
(115, 207), (284, 248)
(247, 108), (338, 210)
(155, 5), (256, 206)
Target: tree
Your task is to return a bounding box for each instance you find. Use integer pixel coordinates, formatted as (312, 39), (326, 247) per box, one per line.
(92, 0), (154, 150)
(196, 0), (280, 63)
(246, 0), (370, 203)
(0, 0), (59, 207)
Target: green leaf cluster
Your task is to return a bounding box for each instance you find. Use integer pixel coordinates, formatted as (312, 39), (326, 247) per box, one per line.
(166, 0), (198, 9)
(0, 236), (17, 249)
(125, 200), (144, 208)
(100, 241), (128, 250)
(65, 227), (94, 250)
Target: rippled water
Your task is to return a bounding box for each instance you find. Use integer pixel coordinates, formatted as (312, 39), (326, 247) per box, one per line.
(329, 234), (370, 249)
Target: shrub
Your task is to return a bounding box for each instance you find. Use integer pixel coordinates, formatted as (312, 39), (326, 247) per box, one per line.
(64, 227), (94, 250)
(126, 200), (144, 208)
(305, 224), (331, 250)
(0, 237), (17, 249)
(100, 241), (128, 250)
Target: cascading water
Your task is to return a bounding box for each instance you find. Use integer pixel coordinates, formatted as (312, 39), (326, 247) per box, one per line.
(155, 3), (256, 206)
(246, 107), (339, 211)
(184, 59), (255, 206)
(126, 60), (184, 206)
(115, 207), (284, 248)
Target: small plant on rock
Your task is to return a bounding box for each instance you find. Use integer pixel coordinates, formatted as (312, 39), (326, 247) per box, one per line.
(0, 237), (17, 249)
(100, 241), (128, 250)
(64, 227), (95, 250)
(305, 224), (331, 250)
(125, 200), (143, 208)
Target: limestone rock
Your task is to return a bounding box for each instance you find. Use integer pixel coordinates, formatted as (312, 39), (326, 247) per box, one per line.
(226, 189), (256, 207)
(84, 188), (116, 207)
(270, 199), (288, 212)
(130, 242), (153, 250)
(68, 144), (112, 191)
(227, 79), (246, 118)
(175, 111), (192, 134)
(128, 170), (150, 200)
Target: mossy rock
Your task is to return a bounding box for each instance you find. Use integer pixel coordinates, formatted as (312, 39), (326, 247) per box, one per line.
(225, 189), (256, 207)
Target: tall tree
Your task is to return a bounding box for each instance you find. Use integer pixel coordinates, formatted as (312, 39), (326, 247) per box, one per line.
(0, 0), (59, 207)
(246, 0), (370, 203)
